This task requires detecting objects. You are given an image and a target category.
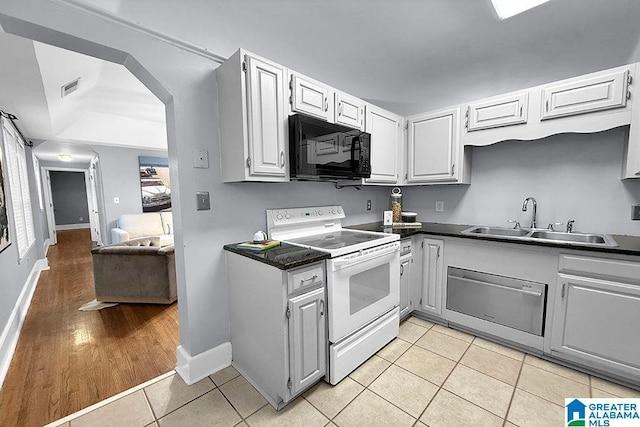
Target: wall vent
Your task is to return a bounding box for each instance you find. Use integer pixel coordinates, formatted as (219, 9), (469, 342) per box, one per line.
(61, 78), (80, 98)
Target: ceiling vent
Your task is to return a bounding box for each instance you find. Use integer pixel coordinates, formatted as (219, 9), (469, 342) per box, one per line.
(61, 78), (80, 98)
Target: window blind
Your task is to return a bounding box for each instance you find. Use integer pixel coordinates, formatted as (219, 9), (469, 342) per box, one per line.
(1, 117), (35, 260)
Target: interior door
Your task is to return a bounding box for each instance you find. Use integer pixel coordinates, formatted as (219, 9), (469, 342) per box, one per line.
(86, 165), (102, 245)
(42, 169), (57, 246)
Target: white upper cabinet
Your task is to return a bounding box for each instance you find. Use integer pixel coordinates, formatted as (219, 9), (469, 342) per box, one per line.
(406, 107), (466, 184)
(541, 69), (630, 120)
(466, 92), (528, 131)
(335, 92), (364, 130)
(217, 49), (288, 182)
(245, 55), (288, 178)
(364, 105), (402, 185)
(289, 73), (331, 121)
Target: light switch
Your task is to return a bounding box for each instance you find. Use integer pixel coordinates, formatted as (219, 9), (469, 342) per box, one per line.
(193, 148), (209, 168)
(196, 191), (210, 210)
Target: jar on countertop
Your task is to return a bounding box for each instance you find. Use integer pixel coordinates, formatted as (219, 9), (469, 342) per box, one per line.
(390, 187), (402, 223)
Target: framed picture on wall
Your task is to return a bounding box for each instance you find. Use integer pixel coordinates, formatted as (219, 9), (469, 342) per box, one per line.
(139, 156), (171, 212)
(0, 137), (11, 254)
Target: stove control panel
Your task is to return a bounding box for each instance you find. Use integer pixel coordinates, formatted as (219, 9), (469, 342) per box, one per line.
(266, 206), (346, 235)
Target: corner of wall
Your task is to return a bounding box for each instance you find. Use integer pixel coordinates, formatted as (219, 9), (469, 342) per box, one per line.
(175, 342), (232, 385)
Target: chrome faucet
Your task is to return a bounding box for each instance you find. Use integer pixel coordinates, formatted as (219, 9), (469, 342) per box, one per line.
(566, 219), (575, 233)
(522, 197), (537, 228)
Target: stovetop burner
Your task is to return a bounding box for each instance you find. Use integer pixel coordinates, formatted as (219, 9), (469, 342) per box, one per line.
(286, 230), (386, 250)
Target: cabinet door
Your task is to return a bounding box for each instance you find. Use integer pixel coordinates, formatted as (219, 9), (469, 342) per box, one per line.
(467, 92), (528, 131)
(335, 92), (364, 130)
(400, 258), (411, 318)
(420, 238), (444, 316)
(290, 74), (330, 121)
(288, 287), (326, 396)
(245, 55), (287, 178)
(541, 69), (630, 120)
(364, 105), (402, 184)
(407, 108), (459, 183)
(551, 274), (640, 377)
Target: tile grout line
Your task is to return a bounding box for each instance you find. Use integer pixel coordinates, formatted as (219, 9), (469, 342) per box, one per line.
(501, 355), (526, 427)
(414, 335), (476, 424)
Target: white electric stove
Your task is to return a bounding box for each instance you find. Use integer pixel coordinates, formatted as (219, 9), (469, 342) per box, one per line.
(267, 206), (400, 384)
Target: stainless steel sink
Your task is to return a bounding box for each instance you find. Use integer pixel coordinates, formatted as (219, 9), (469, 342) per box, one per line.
(462, 226), (530, 237)
(528, 230), (617, 246)
(461, 226), (617, 247)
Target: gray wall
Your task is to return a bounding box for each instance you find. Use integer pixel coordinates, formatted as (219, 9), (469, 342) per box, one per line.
(49, 171), (89, 226)
(403, 127), (640, 236)
(92, 145), (169, 244)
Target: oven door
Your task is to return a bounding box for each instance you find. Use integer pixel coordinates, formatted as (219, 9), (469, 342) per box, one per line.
(327, 242), (400, 343)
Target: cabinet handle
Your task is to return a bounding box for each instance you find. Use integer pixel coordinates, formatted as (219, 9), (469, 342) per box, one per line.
(324, 97), (328, 112)
(437, 246), (440, 257)
(320, 300), (325, 316)
(300, 274), (318, 286)
(561, 283), (566, 298)
(339, 102), (343, 116)
(545, 100), (549, 112)
(400, 264), (404, 276)
(451, 163), (455, 175)
(280, 151), (285, 168)
(520, 105), (523, 117)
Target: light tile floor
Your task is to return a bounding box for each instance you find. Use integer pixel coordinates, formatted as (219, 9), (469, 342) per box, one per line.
(48, 316), (640, 427)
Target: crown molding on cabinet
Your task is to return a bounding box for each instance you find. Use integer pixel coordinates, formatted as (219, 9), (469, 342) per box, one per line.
(53, 0), (227, 63)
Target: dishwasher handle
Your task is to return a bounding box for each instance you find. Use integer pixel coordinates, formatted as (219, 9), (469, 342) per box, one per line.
(451, 275), (543, 297)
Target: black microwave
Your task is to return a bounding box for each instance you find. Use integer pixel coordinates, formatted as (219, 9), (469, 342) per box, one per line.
(289, 114), (371, 180)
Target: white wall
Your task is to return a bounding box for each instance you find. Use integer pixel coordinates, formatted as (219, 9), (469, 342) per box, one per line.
(403, 127), (640, 236)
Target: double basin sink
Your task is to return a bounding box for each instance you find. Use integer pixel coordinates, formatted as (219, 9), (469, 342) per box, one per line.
(461, 226), (618, 247)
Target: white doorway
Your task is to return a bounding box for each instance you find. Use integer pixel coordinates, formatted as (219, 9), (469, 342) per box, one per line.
(41, 163), (102, 246)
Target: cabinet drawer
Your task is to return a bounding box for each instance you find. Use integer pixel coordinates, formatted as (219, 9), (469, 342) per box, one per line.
(558, 254), (640, 284)
(288, 264), (324, 294)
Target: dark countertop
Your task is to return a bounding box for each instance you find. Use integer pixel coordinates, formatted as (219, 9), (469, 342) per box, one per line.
(346, 222), (640, 256)
(223, 242), (330, 270)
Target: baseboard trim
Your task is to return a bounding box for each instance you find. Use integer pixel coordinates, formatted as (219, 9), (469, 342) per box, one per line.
(55, 223), (90, 231)
(175, 342), (232, 385)
(0, 257), (49, 389)
(43, 238), (50, 255)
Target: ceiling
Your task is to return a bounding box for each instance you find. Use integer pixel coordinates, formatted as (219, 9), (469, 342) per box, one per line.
(0, 29), (166, 164)
(2, 0), (640, 164)
(78, 0), (640, 116)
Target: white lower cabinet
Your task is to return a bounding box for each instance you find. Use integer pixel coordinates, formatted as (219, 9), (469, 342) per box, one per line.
(287, 287), (326, 396)
(420, 238), (444, 316)
(227, 252), (326, 409)
(552, 255), (640, 380)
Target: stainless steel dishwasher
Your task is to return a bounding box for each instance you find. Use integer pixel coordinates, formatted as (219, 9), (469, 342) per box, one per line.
(446, 267), (547, 336)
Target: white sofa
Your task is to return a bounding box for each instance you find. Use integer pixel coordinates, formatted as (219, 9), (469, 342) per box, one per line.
(111, 212), (174, 246)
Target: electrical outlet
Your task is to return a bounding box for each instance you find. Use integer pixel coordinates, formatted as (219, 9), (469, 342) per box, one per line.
(435, 201), (444, 212)
(79, 216), (83, 221)
(632, 204), (640, 220)
(367, 200), (372, 211)
(113, 197), (119, 204)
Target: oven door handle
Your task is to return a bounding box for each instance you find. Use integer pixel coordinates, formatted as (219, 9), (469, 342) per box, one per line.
(332, 244), (399, 268)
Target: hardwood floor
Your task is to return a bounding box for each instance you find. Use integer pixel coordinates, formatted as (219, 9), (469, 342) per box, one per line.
(0, 229), (179, 426)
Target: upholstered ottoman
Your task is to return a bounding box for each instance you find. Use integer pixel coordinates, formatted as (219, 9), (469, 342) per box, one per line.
(91, 237), (177, 304)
